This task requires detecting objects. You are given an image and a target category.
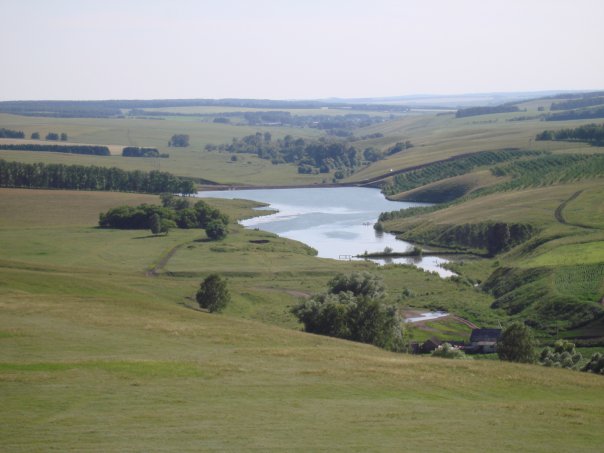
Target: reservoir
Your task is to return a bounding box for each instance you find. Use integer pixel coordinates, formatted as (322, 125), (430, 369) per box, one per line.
(196, 187), (455, 277)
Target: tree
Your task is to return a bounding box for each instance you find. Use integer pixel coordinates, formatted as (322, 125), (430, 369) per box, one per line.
(327, 271), (385, 299)
(31, 132), (40, 139)
(196, 274), (230, 313)
(46, 132), (59, 140)
(497, 322), (536, 363)
(60, 133), (68, 141)
(149, 213), (161, 235)
(160, 218), (176, 235)
(205, 219), (228, 240)
(291, 272), (405, 351)
(168, 134), (190, 147)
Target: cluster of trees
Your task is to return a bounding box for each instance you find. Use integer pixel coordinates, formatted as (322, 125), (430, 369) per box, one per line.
(168, 134), (189, 147)
(582, 352), (604, 374)
(122, 147), (168, 158)
(45, 132), (68, 141)
(0, 159), (196, 194)
(207, 132), (374, 176)
(536, 123), (604, 145)
(383, 221), (534, 256)
(130, 109), (388, 135)
(385, 140), (414, 155)
(539, 340), (582, 369)
(291, 272), (406, 351)
(455, 105), (520, 118)
(0, 128), (25, 138)
(0, 144), (110, 156)
(496, 323), (604, 376)
(99, 194), (228, 239)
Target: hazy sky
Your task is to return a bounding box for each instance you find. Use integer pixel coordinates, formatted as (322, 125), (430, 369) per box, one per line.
(2, 0), (603, 100)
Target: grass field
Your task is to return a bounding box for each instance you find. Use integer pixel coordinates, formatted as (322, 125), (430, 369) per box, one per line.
(2, 189), (604, 451)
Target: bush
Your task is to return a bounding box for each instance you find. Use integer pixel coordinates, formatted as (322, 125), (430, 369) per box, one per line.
(205, 219), (228, 240)
(582, 352), (604, 374)
(432, 343), (469, 359)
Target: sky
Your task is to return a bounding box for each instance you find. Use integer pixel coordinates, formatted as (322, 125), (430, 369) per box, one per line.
(1, 0), (603, 100)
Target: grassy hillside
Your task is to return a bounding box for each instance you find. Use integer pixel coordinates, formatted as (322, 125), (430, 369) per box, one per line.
(381, 179), (604, 333)
(2, 189), (604, 451)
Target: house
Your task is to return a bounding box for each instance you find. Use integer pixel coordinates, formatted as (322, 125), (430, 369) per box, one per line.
(466, 328), (502, 354)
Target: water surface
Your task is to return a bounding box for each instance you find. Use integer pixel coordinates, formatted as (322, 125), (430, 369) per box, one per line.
(197, 187), (455, 277)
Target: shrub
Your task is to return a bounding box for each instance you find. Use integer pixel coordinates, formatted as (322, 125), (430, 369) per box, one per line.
(432, 343), (469, 359)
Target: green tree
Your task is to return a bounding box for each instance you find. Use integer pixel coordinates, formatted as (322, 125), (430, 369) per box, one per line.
(168, 134), (190, 147)
(291, 272), (404, 351)
(497, 322), (536, 363)
(205, 219), (228, 240)
(149, 213), (161, 235)
(160, 218), (176, 235)
(60, 132), (68, 141)
(31, 132), (40, 139)
(196, 274), (230, 313)
(327, 271), (385, 299)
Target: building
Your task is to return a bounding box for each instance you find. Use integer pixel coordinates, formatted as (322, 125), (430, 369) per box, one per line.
(466, 328), (502, 354)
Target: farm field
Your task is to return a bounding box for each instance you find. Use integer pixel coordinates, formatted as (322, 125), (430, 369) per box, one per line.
(1, 189), (604, 451)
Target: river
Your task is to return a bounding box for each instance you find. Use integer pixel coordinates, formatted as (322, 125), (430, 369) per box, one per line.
(196, 187), (455, 277)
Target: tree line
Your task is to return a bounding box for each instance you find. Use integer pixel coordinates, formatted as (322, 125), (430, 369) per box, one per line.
(99, 194), (228, 240)
(455, 105), (520, 118)
(122, 147), (169, 158)
(0, 128), (25, 138)
(0, 144), (110, 155)
(536, 123), (604, 145)
(0, 159), (196, 194)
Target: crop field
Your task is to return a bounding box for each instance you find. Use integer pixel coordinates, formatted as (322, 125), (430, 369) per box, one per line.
(1, 189), (604, 451)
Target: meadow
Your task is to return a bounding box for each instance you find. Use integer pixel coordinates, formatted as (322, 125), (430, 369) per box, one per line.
(2, 189), (604, 451)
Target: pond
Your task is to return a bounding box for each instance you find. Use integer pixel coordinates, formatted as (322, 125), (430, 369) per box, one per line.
(196, 187), (455, 278)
